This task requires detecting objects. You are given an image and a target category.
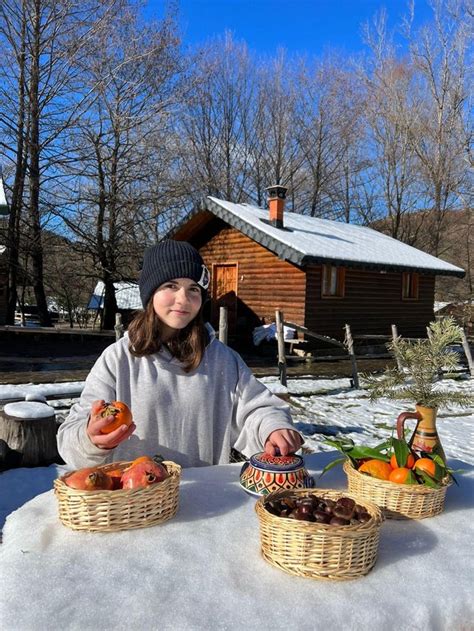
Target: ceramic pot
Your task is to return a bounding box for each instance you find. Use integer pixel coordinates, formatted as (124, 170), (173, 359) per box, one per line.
(397, 404), (446, 463)
(239, 452), (314, 497)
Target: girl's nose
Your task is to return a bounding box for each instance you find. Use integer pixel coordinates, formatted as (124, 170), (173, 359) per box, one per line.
(175, 287), (189, 303)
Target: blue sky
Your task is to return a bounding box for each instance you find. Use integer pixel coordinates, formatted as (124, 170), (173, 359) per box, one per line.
(144, 0), (435, 57)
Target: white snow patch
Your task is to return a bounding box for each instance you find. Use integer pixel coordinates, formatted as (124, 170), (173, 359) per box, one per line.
(4, 401), (55, 419)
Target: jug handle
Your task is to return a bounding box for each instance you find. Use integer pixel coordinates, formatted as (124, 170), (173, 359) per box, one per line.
(396, 410), (422, 440)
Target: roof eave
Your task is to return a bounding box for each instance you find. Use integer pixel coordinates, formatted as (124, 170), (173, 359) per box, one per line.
(300, 255), (465, 278)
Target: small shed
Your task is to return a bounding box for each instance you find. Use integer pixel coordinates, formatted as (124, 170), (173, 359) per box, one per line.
(169, 186), (465, 343)
(88, 281), (141, 326)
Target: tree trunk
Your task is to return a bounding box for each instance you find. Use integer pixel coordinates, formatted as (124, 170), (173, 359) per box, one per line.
(0, 409), (60, 468)
(6, 1), (28, 325)
(28, 0), (52, 327)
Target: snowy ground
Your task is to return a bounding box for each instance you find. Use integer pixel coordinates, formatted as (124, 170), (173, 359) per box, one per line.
(0, 374), (473, 530)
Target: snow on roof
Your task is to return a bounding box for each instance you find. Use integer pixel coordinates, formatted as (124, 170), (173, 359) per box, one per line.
(88, 281), (141, 311)
(205, 197), (465, 277)
(0, 245), (6, 255)
(434, 301), (451, 312)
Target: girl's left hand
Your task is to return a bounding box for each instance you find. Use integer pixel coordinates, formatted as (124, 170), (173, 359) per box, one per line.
(264, 429), (303, 456)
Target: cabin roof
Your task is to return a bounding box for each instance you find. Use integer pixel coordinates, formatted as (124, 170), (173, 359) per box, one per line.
(88, 281), (141, 310)
(170, 196), (464, 277)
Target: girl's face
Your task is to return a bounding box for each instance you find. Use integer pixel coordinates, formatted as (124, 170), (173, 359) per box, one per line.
(152, 277), (203, 341)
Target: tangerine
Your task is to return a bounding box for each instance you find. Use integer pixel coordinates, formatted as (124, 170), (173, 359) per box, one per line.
(413, 457), (436, 477)
(390, 453), (415, 469)
(358, 459), (392, 480)
(389, 467), (416, 484)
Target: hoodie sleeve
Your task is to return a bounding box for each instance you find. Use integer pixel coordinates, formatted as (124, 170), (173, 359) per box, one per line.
(230, 352), (300, 458)
(56, 345), (119, 469)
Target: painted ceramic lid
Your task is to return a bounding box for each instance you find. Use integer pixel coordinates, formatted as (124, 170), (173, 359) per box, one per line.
(249, 452), (304, 472)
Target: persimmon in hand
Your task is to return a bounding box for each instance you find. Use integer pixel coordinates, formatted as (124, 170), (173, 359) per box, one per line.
(99, 401), (133, 434)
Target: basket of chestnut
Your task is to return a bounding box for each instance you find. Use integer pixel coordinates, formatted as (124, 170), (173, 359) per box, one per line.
(255, 488), (383, 581)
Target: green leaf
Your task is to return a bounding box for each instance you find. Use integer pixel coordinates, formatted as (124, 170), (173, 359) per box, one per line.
(391, 437), (411, 467)
(373, 438), (392, 451)
(323, 438), (355, 453)
(406, 469), (419, 485)
(349, 446), (391, 462)
(431, 454), (447, 470)
(415, 469), (441, 489)
(319, 457), (346, 478)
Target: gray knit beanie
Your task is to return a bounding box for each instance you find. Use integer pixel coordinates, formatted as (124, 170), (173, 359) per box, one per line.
(139, 240), (210, 307)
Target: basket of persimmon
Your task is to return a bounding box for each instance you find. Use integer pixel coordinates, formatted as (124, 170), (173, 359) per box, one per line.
(54, 456), (181, 532)
(255, 488), (383, 581)
(324, 437), (452, 520)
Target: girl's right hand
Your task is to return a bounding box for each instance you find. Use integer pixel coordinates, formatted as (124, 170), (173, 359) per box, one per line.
(87, 400), (136, 450)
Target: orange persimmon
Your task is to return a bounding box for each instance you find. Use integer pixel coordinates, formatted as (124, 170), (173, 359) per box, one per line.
(99, 401), (133, 434)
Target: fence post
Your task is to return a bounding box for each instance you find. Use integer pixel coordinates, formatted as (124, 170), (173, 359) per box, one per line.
(344, 323), (359, 389)
(391, 324), (403, 371)
(219, 306), (228, 345)
(275, 309), (287, 387)
(460, 328), (474, 378)
(114, 313), (124, 341)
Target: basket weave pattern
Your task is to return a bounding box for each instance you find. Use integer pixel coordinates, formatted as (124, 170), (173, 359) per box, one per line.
(54, 460), (181, 532)
(344, 460), (451, 520)
(255, 489), (383, 581)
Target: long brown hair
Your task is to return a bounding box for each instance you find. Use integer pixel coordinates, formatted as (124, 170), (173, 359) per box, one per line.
(127, 299), (209, 372)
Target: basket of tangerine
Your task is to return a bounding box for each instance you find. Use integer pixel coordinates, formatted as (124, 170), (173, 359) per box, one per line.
(322, 436), (453, 520)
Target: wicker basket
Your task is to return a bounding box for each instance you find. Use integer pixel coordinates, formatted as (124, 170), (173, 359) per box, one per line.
(344, 460), (452, 520)
(255, 488), (383, 581)
(54, 460), (181, 532)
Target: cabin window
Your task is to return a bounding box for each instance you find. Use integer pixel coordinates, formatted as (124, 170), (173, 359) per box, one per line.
(402, 272), (419, 300)
(322, 265), (345, 298)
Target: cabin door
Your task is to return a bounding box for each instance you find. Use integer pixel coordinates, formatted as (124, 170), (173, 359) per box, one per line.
(211, 263), (238, 336)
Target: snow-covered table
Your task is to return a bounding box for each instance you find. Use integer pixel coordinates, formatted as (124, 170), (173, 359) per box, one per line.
(1, 452), (473, 631)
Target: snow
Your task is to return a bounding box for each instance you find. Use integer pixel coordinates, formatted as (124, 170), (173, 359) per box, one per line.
(0, 454), (472, 630)
(0, 381), (85, 403)
(0, 375), (473, 629)
(4, 401), (55, 420)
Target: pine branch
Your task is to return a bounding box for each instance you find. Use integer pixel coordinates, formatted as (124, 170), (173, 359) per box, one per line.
(362, 317), (473, 409)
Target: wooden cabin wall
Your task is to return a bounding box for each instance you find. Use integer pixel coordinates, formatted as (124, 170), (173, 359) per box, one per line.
(195, 220), (306, 340)
(305, 265), (436, 341)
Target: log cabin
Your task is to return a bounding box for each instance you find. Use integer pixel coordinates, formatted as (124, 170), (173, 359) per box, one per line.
(169, 186), (465, 345)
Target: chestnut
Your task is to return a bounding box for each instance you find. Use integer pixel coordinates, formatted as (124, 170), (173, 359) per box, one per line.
(358, 512), (372, 523)
(313, 510), (330, 524)
(281, 497), (296, 510)
(335, 497), (355, 511)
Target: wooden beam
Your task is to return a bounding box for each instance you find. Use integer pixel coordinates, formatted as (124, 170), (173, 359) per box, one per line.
(283, 321), (345, 348)
(344, 323), (360, 389)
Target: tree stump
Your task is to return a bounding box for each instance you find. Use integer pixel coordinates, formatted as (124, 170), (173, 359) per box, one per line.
(0, 401), (61, 468)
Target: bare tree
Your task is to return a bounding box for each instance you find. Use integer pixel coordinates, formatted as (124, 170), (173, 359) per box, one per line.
(0, 0), (120, 325)
(56, 4), (182, 329)
(403, 0), (471, 256)
(177, 33), (256, 204)
(360, 11), (422, 236)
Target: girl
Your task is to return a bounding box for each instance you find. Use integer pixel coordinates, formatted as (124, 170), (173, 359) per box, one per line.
(57, 240), (302, 468)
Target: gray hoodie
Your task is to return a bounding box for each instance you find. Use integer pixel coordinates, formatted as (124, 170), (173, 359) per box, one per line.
(57, 331), (295, 468)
